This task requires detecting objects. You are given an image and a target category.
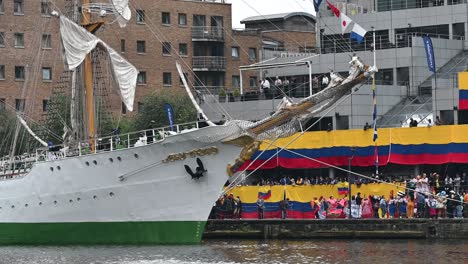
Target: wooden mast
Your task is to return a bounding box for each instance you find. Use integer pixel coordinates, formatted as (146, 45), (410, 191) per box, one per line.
(81, 0), (103, 151)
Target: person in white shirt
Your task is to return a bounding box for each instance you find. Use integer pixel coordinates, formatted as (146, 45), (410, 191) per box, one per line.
(261, 78), (270, 98)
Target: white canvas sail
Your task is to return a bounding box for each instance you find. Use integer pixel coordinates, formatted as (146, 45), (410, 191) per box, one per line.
(17, 115), (48, 147)
(111, 0), (132, 27)
(59, 16), (138, 111)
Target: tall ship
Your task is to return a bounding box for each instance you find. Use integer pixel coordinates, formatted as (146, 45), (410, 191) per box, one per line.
(0, 0), (377, 244)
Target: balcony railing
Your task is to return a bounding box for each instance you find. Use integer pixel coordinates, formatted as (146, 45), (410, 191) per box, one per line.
(192, 26), (224, 41)
(192, 56), (226, 71)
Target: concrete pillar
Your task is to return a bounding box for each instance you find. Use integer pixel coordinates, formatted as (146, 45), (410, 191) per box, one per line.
(329, 168), (335, 180)
(449, 23), (453, 40)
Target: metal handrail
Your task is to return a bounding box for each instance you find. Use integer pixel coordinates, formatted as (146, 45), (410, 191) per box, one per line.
(192, 56), (226, 70)
(192, 26), (224, 41)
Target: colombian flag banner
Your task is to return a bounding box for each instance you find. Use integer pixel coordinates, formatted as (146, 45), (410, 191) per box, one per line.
(240, 125), (468, 170)
(459, 72), (468, 110)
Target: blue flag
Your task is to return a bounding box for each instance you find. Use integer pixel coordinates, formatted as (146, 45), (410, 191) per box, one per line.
(164, 103), (175, 131)
(313, 0), (323, 12)
(423, 36), (436, 73)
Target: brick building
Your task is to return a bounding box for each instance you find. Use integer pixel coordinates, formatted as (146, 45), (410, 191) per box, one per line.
(0, 0), (315, 120)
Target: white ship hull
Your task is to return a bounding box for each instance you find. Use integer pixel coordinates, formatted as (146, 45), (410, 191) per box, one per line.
(0, 126), (242, 244)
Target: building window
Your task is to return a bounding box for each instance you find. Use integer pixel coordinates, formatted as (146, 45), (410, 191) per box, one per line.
(249, 76), (257, 87)
(121, 102), (127, 115)
(248, 48), (257, 60)
(137, 102), (144, 112)
(14, 0), (23, 14)
(163, 72), (172, 86)
(231, 47), (240, 58)
(162, 42), (171, 55)
(14, 33), (24, 48)
(120, 39), (125, 52)
(136, 9), (145, 23)
(42, 67), (52, 81)
(178, 13), (187, 26)
(179, 43), (187, 56)
(0, 32), (4, 47)
(232, 75), (240, 88)
(15, 99), (25, 112)
(0, 98), (4, 110)
(179, 72), (188, 85)
(136, 40), (146, 53)
(162, 12), (170, 25)
(42, 99), (49, 112)
(0, 0), (4, 13)
(0, 65), (4, 80)
(193, 15), (206, 27)
(42, 34), (51, 49)
(137, 71), (146, 84)
(41, 0), (51, 16)
(15, 66), (25, 80)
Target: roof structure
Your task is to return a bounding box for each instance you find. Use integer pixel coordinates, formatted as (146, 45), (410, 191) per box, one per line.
(241, 12), (316, 24)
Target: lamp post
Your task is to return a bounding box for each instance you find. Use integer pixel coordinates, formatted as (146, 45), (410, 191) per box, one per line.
(348, 147), (356, 218)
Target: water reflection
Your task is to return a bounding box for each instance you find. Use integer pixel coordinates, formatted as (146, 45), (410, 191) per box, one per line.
(0, 239), (465, 264)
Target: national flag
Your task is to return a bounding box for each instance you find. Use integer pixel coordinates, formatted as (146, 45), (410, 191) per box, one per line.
(338, 187), (349, 195)
(258, 190), (271, 200)
(422, 36), (436, 73)
(313, 0), (323, 12)
(327, 0), (340, 17)
(458, 72), (468, 110)
(372, 87), (378, 142)
(340, 13), (353, 34)
(350, 23), (367, 44)
(164, 103), (175, 131)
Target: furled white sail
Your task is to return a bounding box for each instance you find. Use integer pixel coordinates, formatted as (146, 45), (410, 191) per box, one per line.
(111, 0), (132, 27)
(59, 16), (138, 111)
(17, 115), (48, 147)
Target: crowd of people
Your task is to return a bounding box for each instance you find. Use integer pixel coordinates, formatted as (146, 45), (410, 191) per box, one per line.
(210, 172), (468, 220)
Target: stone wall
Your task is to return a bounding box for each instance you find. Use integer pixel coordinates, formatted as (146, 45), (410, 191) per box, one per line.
(204, 219), (468, 239)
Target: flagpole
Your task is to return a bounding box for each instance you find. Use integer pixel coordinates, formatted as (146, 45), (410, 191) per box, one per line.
(372, 26), (379, 176)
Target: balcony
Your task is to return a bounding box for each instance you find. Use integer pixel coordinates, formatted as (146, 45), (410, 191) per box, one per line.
(192, 26), (224, 42)
(192, 56), (226, 71)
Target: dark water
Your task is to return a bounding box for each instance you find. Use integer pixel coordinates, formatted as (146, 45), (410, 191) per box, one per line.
(0, 239), (466, 264)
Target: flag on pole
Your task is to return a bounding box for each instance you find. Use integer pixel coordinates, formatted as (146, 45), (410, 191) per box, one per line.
(164, 103), (175, 131)
(372, 63), (378, 174)
(422, 35), (436, 73)
(340, 13), (353, 34)
(313, 0), (323, 12)
(327, 0), (340, 17)
(351, 23), (367, 44)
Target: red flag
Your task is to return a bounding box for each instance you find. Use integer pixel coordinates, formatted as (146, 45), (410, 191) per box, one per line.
(327, 0), (340, 17)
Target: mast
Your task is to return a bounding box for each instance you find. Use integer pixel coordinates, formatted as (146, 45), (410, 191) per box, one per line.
(81, 0), (103, 151)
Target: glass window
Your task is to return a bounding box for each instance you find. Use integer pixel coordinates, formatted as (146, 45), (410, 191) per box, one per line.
(179, 72), (188, 85)
(121, 102), (127, 115)
(179, 43), (187, 56)
(137, 40), (145, 53)
(136, 9), (145, 23)
(42, 34), (51, 49)
(162, 12), (170, 25)
(249, 76), (257, 87)
(15, 66), (25, 80)
(0, 32), (4, 47)
(178, 13), (187, 26)
(120, 39), (125, 52)
(162, 42), (171, 55)
(0, 0), (4, 13)
(0, 98), (4, 110)
(232, 75), (240, 87)
(42, 100), (49, 112)
(137, 72), (146, 84)
(231, 47), (240, 58)
(137, 102), (144, 112)
(193, 15), (206, 27)
(14, 33), (24, 48)
(42, 67), (52, 81)
(15, 99), (25, 112)
(248, 48), (257, 60)
(14, 0), (23, 14)
(0, 65), (4, 79)
(41, 0), (51, 16)
(163, 72), (172, 86)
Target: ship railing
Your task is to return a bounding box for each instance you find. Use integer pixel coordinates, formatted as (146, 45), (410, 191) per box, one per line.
(0, 154), (34, 179)
(34, 121), (201, 162)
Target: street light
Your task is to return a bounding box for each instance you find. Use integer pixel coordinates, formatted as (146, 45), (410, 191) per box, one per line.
(348, 147), (356, 218)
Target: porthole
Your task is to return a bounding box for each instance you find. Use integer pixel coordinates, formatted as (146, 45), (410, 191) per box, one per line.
(117, 156), (122, 162)
(93, 195), (97, 199)
(85, 161), (90, 166)
(109, 158), (114, 163)
(69, 199), (73, 203)
(93, 160), (97, 165)
(50, 167), (54, 171)
(54, 201), (57, 204)
(24, 204), (28, 207)
(11, 205), (15, 209)
(109, 192), (115, 197)
(77, 198), (81, 201)
(57, 166), (61, 171)
(134, 153), (139, 159)
(39, 202), (42, 206)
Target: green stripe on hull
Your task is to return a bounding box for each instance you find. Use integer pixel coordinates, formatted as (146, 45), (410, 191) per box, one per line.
(0, 221), (206, 245)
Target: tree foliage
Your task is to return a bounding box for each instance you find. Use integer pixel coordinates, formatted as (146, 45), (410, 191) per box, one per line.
(133, 89), (197, 131)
